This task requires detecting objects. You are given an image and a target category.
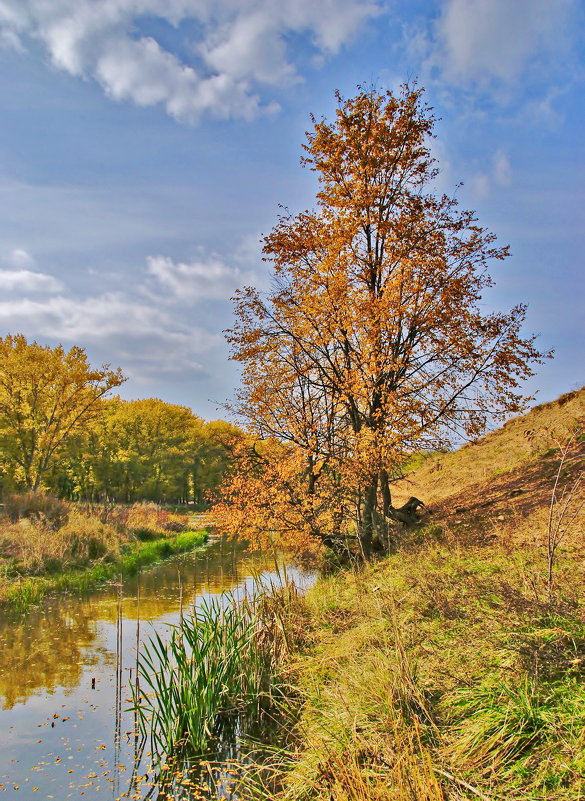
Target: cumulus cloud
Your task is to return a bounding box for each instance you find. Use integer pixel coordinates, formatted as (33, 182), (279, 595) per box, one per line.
(0, 239), (250, 384)
(429, 0), (578, 88)
(0, 268), (62, 292)
(146, 254), (244, 300)
(0, 291), (219, 376)
(469, 148), (512, 198)
(493, 149), (511, 187)
(0, 250), (63, 292)
(0, 0), (379, 122)
(6, 247), (35, 268)
(0, 25), (22, 51)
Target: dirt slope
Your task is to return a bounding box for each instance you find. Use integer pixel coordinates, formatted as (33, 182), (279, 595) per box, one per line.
(394, 388), (584, 545)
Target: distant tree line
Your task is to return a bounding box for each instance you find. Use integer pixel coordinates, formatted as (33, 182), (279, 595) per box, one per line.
(0, 335), (241, 506)
(42, 397), (243, 505)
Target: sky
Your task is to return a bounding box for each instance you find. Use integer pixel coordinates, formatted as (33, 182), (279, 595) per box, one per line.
(0, 0), (583, 420)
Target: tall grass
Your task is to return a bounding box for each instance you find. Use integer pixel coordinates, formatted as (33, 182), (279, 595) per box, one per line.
(442, 672), (585, 794)
(132, 590), (287, 760)
(236, 539), (584, 801)
(2, 529), (207, 612)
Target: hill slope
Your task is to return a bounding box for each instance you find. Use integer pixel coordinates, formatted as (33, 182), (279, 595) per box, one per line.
(394, 387), (584, 547)
(265, 389), (584, 801)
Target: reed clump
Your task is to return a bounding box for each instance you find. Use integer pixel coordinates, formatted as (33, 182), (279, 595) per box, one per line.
(133, 587), (298, 760)
(0, 508), (122, 575)
(4, 490), (70, 528)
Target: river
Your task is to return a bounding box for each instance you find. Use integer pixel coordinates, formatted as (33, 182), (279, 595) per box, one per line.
(0, 539), (312, 801)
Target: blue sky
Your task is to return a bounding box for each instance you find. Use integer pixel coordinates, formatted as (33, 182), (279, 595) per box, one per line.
(0, 0), (583, 419)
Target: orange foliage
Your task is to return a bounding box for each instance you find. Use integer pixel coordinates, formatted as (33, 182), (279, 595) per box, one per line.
(216, 85), (550, 554)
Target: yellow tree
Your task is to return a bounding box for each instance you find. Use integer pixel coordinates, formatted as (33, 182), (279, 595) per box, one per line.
(0, 334), (125, 491)
(97, 398), (201, 502)
(219, 85), (550, 554)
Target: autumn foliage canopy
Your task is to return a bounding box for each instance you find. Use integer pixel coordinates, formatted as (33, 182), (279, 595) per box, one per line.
(213, 86), (548, 555)
(0, 335), (125, 492)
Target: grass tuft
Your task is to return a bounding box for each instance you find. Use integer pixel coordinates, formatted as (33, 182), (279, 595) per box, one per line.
(132, 586), (295, 760)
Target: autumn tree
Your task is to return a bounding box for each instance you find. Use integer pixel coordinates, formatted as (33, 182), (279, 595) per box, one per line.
(0, 335), (125, 492)
(44, 399), (245, 505)
(93, 398), (200, 502)
(216, 86), (549, 554)
(190, 420), (247, 508)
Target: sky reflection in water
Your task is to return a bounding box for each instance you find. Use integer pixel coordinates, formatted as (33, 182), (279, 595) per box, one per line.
(0, 540), (311, 800)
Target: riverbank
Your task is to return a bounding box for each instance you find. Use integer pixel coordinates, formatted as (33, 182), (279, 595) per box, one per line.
(246, 391), (584, 800)
(1, 528), (207, 613)
(265, 539), (583, 801)
(0, 539), (290, 800)
(0, 499), (209, 612)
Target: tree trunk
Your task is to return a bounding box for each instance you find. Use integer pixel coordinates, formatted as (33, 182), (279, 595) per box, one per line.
(380, 469), (392, 518)
(359, 477), (378, 554)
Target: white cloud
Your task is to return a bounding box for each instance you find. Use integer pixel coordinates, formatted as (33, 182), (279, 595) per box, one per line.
(146, 254), (243, 300)
(0, 291), (220, 375)
(493, 149), (511, 187)
(430, 0), (578, 88)
(469, 172), (489, 199)
(200, 12), (296, 86)
(6, 247), (35, 268)
(0, 26), (22, 51)
(0, 252), (63, 292)
(0, 0), (379, 122)
(0, 248), (61, 292)
(468, 148), (512, 199)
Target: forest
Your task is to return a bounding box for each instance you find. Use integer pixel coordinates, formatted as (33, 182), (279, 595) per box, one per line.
(0, 334), (242, 505)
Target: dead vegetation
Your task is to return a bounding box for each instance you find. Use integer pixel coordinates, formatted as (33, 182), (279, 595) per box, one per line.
(0, 498), (196, 606)
(242, 390), (584, 800)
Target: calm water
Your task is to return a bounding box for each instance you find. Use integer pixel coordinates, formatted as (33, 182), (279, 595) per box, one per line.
(0, 539), (311, 800)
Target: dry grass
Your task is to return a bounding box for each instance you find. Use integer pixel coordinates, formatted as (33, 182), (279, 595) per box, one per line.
(243, 390), (584, 801)
(0, 509), (122, 575)
(0, 499), (199, 607)
(257, 539), (584, 800)
(393, 387), (584, 511)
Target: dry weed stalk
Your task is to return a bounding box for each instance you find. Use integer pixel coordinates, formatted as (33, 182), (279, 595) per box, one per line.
(545, 429), (584, 601)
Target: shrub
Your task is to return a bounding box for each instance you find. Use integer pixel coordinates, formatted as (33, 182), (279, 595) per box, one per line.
(57, 510), (122, 565)
(0, 510), (121, 575)
(163, 519), (189, 533)
(4, 491), (69, 529)
(125, 502), (169, 537)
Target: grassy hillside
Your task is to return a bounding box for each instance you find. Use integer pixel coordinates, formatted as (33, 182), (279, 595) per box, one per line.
(394, 388), (584, 546)
(254, 390), (584, 801)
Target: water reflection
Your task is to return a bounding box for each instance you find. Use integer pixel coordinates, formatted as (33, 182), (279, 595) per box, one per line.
(0, 541), (280, 710)
(0, 540), (309, 801)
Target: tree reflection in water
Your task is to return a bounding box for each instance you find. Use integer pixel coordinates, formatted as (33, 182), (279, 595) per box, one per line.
(0, 539), (311, 801)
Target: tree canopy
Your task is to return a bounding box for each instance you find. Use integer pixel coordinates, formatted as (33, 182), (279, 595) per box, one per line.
(214, 85), (549, 554)
(42, 399), (242, 505)
(0, 337), (246, 505)
(0, 335), (125, 491)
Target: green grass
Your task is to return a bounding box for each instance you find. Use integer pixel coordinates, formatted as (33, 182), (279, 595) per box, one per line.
(248, 541), (584, 801)
(3, 529), (207, 613)
(442, 673), (585, 793)
(132, 589), (285, 759)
